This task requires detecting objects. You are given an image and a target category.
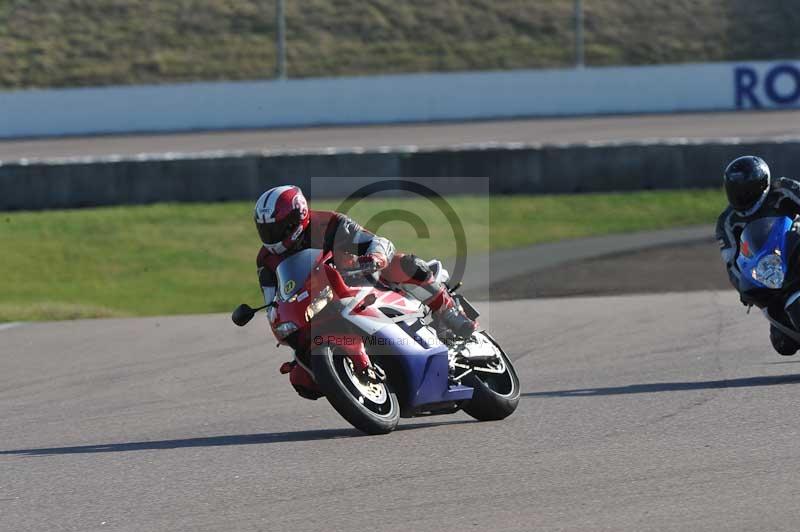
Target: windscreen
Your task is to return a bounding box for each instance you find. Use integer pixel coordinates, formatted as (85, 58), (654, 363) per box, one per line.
(740, 217), (780, 258)
(275, 248), (322, 300)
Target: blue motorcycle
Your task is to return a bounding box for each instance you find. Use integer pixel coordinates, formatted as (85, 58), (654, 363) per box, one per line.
(736, 215), (800, 353)
(233, 249), (520, 434)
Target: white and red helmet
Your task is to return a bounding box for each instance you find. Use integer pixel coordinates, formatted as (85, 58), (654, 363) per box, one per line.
(254, 185), (310, 254)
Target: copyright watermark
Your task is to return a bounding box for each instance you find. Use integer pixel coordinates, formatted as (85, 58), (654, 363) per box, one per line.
(312, 334), (456, 349)
(308, 176), (492, 333)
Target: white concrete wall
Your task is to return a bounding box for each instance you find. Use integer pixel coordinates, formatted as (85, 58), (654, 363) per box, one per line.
(2, 60), (799, 138)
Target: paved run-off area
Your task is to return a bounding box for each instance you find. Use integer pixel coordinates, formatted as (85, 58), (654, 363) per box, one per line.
(490, 238), (729, 299)
(3, 289), (800, 531)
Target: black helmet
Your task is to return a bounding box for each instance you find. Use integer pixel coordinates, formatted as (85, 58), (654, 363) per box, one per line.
(724, 156), (771, 213)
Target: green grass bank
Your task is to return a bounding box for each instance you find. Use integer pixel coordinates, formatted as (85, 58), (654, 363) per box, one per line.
(0, 190), (724, 321)
(2, 1), (798, 89)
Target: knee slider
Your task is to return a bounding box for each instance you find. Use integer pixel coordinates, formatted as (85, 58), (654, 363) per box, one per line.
(400, 254), (432, 282)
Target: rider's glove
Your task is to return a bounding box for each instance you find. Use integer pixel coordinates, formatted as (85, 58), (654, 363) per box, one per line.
(340, 253), (387, 273)
(366, 252), (388, 271)
(360, 253), (388, 273)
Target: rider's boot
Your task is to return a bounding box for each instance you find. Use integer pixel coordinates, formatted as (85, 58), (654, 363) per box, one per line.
(770, 325), (799, 356)
(430, 289), (477, 339)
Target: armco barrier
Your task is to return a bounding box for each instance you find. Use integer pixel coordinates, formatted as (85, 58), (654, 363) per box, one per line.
(3, 138), (800, 211)
(2, 59), (800, 138)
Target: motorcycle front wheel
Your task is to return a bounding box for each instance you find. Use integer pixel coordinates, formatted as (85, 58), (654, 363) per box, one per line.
(461, 332), (520, 421)
(311, 345), (400, 435)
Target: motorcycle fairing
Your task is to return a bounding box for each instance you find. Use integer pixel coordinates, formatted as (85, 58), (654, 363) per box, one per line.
(368, 324), (474, 408)
(735, 216), (794, 292)
(274, 248), (475, 411)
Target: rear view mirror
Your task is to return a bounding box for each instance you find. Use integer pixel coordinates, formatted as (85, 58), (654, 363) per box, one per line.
(232, 304), (257, 327)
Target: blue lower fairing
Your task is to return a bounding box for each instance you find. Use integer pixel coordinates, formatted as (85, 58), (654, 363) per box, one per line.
(369, 324), (473, 409)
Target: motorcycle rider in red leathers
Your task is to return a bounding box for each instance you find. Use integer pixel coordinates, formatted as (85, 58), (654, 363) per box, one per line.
(254, 185), (477, 398)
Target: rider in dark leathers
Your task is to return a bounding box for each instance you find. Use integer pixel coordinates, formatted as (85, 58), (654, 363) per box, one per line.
(716, 156), (800, 355)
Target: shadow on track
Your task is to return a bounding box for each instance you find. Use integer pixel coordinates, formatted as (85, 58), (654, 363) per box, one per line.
(0, 420), (471, 457)
(523, 373), (800, 398)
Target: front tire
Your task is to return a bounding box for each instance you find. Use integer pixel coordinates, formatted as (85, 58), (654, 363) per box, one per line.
(771, 325), (799, 356)
(311, 345), (400, 435)
(461, 333), (520, 421)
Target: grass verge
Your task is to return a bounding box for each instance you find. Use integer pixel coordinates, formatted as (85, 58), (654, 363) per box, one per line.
(2, 1), (799, 88)
(0, 189), (724, 321)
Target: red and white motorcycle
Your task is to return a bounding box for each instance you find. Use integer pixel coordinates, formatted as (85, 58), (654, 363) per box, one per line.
(233, 249), (519, 434)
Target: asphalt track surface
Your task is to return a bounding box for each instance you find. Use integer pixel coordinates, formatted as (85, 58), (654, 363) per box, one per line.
(3, 109), (800, 161)
(461, 225), (715, 300)
(491, 238), (728, 299)
(5, 289), (800, 531)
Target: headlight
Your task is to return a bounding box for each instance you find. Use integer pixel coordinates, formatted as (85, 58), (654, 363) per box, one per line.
(274, 321), (299, 339)
(305, 286), (333, 322)
(753, 254), (784, 289)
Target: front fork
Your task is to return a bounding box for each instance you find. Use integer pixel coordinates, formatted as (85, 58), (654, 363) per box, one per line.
(331, 334), (371, 373)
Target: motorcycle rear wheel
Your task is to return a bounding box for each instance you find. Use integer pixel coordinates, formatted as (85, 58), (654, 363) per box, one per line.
(311, 345), (400, 435)
(461, 333), (520, 421)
